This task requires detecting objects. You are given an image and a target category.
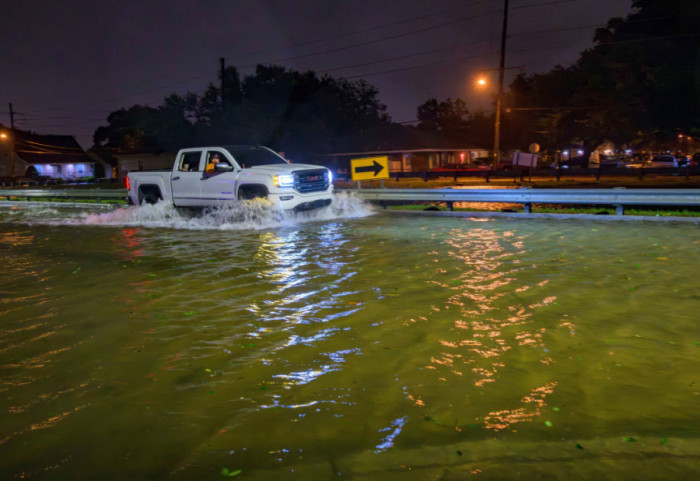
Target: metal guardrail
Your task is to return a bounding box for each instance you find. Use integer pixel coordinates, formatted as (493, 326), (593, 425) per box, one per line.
(342, 188), (700, 215)
(385, 165), (700, 182)
(2, 187), (699, 215)
(0, 188), (127, 201)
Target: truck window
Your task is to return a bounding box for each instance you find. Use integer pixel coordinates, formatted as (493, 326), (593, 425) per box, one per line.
(224, 146), (287, 168)
(178, 152), (202, 172)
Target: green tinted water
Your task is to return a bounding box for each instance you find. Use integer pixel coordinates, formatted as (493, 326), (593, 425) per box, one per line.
(0, 202), (699, 480)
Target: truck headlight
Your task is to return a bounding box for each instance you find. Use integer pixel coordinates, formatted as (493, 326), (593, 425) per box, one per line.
(274, 174), (295, 187)
(327, 169), (333, 183)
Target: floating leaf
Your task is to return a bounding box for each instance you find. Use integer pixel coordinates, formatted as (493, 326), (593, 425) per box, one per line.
(553, 407), (560, 412)
(221, 468), (242, 477)
(545, 421), (553, 427)
(662, 438), (668, 445)
(184, 311), (196, 316)
(455, 450), (463, 456)
(575, 443), (584, 450)
(148, 273), (157, 277)
(623, 437), (636, 443)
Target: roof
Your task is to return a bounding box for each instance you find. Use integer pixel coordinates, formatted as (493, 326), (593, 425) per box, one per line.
(10, 129), (92, 165)
(316, 148), (489, 158)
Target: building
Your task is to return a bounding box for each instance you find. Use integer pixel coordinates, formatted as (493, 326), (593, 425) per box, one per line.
(315, 148), (490, 179)
(0, 127), (95, 180)
(115, 152), (175, 180)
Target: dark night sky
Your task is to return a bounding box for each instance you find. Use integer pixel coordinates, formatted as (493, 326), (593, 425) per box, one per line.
(1, 0), (634, 148)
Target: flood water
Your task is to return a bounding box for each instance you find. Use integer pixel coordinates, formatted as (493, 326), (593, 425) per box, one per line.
(1, 196), (699, 480)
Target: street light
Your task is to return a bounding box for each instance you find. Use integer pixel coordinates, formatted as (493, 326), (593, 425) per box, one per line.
(0, 130), (15, 178)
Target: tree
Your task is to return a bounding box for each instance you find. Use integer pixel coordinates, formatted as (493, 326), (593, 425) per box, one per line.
(93, 64), (392, 158)
(417, 98), (470, 139)
(503, 0), (700, 156)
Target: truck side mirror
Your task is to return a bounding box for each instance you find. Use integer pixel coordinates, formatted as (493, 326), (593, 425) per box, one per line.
(216, 163), (234, 172)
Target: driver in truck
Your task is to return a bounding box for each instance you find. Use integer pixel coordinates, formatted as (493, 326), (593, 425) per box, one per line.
(205, 153), (221, 174)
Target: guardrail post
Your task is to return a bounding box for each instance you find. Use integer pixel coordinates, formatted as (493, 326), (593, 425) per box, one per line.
(523, 203), (531, 214)
(556, 168), (561, 181)
(595, 167), (601, 180)
(615, 204), (624, 215)
(638, 168), (644, 180)
(446, 201), (454, 211)
(423, 172), (428, 182)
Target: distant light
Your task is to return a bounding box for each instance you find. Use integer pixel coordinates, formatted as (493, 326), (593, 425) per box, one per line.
(578, 150), (584, 155)
(476, 78), (487, 87)
(563, 150), (569, 156)
(0, 133), (7, 140)
(625, 150), (632, 154)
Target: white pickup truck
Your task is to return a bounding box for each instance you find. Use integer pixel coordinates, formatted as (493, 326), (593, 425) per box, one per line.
(125, 145), (333, 211)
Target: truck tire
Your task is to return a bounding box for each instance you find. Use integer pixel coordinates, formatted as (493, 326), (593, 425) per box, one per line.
(238, 185), (268, 200)
(141, 194), (159, 205)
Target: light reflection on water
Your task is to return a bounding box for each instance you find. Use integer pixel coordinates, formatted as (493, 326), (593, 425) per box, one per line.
(0, 203), (699, 480)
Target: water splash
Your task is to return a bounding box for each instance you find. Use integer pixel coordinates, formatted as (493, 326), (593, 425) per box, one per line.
(0, 192), (374, 230)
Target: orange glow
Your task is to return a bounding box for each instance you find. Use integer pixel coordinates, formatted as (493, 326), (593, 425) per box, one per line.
(476, 78), (487, 87)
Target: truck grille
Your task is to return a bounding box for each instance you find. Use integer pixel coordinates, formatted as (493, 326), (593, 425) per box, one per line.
(294, 169), (329, 193)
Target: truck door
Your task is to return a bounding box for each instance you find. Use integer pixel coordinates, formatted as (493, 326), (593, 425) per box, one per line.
(171, 150), (206, 207)
(200, 149), (238, 203)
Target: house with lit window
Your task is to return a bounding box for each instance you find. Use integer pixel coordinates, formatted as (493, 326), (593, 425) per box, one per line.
(0, 127), (100, 180)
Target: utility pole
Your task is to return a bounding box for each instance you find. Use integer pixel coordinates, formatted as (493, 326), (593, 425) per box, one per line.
(220, 57), (226, 111)
(8, 102), (15, 178)
(493, 0), (509, 169)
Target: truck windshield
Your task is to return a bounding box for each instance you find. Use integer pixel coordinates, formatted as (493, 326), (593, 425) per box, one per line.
(224, 146), (288, 168)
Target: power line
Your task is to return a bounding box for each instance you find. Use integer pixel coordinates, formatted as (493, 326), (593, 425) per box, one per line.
(264, 10), (499, 66)
(317, 39), (495, 75)
(511, 0), (579, 10)
(224, 2), (493, 62)
(346, 52), (490, 79)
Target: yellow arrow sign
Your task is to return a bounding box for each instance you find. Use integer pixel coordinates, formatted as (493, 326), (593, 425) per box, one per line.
(350, 156), (389, 181)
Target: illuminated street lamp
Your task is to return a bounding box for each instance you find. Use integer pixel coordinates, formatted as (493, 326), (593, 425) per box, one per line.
(0, 130), (15, 178)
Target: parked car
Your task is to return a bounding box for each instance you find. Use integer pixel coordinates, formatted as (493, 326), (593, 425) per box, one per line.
(430, 162), (491, 172)
(646, 154), (678, 168)
(592, 155), (626, 168)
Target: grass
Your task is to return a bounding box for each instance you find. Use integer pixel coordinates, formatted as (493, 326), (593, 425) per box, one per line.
(385, 202), (700, 217)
